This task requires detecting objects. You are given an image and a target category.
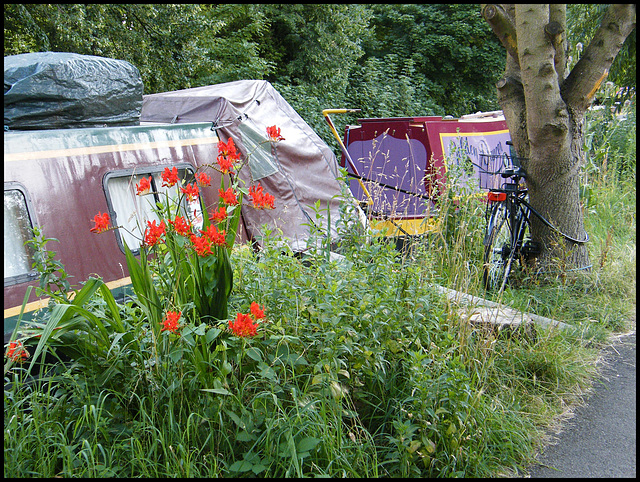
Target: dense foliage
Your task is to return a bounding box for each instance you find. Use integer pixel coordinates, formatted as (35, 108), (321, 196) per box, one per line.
(4, 5), (635, 121)
(357, 4), (504, 116)
(3, 4), (274, 94)
(4, 4), (504, 130)
(5, 4), (635, 145)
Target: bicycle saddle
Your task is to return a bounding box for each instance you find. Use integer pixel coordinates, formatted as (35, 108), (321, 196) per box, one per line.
(501, 167), (526, 179)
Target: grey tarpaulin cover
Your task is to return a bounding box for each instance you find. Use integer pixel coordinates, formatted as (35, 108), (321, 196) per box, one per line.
(4, 51), (143, 130)
(141, 80), (353, 252)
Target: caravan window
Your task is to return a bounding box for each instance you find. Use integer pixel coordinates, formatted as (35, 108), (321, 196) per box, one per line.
(104, 165), (202, 253)
(4, 184), (38, 286)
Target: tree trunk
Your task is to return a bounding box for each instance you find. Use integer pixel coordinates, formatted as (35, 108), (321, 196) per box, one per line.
(514, 4), (588, 270)
(482, 4), (636, 274)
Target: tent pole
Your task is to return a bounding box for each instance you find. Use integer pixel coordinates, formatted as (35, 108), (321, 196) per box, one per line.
(322, 109), (374, 206)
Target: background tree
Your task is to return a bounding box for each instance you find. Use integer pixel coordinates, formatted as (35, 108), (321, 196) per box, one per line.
(255, 4), (373, 135)
(566, 5), (637, 184)
(482, 4), (635, 271)
(3, 4), (271, 94)
(4, 4), (506, 130)
(360, 4), (504, 117)
(567, 4), (636, 100)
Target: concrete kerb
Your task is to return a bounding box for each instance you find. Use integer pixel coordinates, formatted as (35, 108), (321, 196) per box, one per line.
(431, 284), (571, 332)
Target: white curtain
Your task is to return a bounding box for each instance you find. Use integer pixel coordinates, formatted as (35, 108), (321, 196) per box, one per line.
(4, 190), (34, 279)
(106, 168), (200, 251)
(107, 174), (160, 251)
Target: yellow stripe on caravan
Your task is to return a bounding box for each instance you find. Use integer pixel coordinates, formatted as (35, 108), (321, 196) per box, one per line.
(438, 129), (510, 159)
(4, 277), (132, 319)
(371, 217), (441, 237)
(105, 276), (133, 290)
(4, 298), (50, 319)
(5, 137), (218, 162)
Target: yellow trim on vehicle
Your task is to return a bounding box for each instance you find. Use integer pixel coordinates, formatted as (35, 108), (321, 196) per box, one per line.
(438, 128), (510, 158)
(371, 217), (441, 237)
(4, 276), (132, 319)
(5, 137), (217, 162)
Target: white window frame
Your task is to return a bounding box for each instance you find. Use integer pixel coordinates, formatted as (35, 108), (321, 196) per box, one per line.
(4, 182), (39, 287)
(103, 163), (200, 255)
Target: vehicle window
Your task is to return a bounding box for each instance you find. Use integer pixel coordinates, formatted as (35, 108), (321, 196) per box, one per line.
(104, 166), (201, 253)
(4, 187), (37, 285)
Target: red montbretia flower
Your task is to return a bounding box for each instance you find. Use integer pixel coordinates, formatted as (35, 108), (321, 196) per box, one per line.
(229, 312), (259, 337)
(209, 206), (228, 223)
(169, 215), (192, 236)
(218, 137), (239, 161)
(162, 167), (180, 188)
(6, 340), (30, 362)
(250, 302), (266, 320)
(266, 125), (285, 142)
(216, 137), (240, 174)
(90, 211), (111, 233)
(195, 172), (211, 187)
(218, 187), (239, 206)
(199, 224), (227, 247)
(144, 220), (166, 247)
(136, 176), (152, 195)
(249, 184), (275, 209)
(228, 302), (266, 338)
(181, 182), (200, 202)
(190, 234), (212, 256)
(161, 310), (182, 333)
(216, 154), (235, 174)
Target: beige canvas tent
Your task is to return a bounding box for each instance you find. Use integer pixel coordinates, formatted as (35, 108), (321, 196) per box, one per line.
(140, 80), (351, 253)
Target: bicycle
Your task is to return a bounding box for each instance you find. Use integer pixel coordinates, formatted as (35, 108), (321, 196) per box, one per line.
(478, 142), (589, 292)
(478, 144), (535, 292)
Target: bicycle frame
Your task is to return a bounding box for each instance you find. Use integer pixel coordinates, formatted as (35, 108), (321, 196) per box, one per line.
(481, 146), (534, 291)
(487, 184), (530, 242)
(480, 141), (588, 291)
(484, 188), (527, 289)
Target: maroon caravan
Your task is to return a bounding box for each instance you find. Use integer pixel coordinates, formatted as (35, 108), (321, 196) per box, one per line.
(140, 80), (349, 253)
(4, 122), (242, 342)
(5, 53), (247, 341)
(5, 78), (354, 342)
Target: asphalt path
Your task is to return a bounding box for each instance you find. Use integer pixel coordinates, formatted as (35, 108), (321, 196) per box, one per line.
(523, 330), (636, 478)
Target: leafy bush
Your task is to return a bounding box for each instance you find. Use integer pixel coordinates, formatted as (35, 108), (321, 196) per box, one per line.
(3, 217), (601, 477)
(583, 85), (636, 183)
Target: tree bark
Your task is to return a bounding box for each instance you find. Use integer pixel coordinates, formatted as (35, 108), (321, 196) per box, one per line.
(514, 4), (583, 269)
(482, 4), (636, 274)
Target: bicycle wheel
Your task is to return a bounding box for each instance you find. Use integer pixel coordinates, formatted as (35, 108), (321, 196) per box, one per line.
(482, 201), (513, 291)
